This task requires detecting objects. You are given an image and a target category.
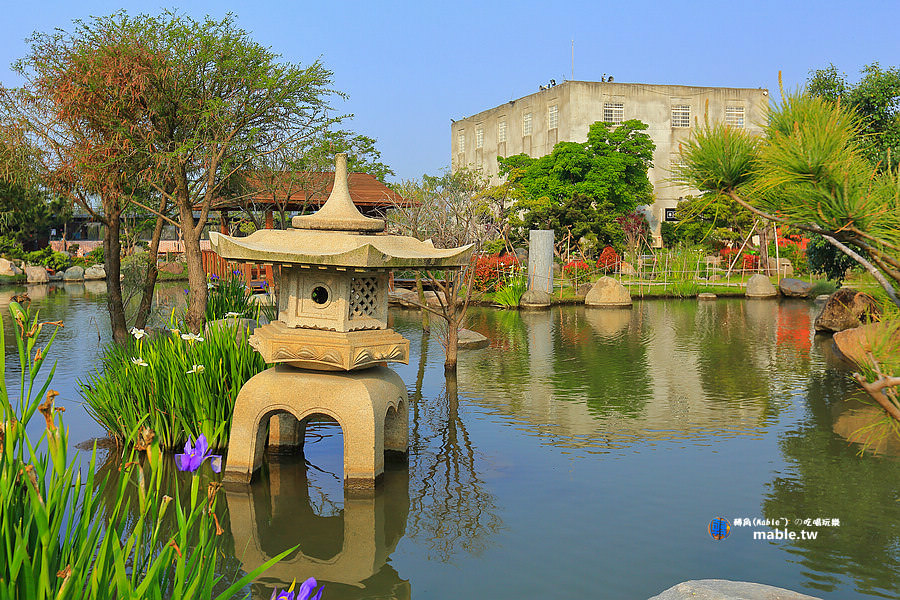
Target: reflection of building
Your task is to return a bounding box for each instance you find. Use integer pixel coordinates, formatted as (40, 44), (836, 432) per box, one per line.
(225, 457), (410, 599)
(451, 81), (767, 244)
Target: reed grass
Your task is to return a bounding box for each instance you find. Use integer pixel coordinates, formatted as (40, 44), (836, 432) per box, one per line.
(81, 321), (267, 451)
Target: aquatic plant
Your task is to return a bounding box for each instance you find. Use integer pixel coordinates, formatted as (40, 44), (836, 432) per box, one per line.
(493, 275), (527, 308)
(270, 578), (324, 600)
(175, 434), (222, 473)
(0, 302), (289, 598)
(81, 320), (267, 450)
(205, 273), (256, 321)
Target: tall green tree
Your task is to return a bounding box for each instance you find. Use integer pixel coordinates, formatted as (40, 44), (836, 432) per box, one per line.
(808, 62), (900, 170)
(498, 120), (655, 249)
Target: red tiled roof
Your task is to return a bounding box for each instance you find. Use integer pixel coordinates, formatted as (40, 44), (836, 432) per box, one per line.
(206, 172), (412, 211)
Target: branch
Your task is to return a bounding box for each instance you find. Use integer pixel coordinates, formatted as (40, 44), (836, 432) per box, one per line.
(128, 197), (180, 228)
(822, 235), (900, 308)
(853, 373), (900, 422)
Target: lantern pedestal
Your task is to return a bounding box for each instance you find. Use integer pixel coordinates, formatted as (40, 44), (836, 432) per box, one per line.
(223, 364), (408, 492)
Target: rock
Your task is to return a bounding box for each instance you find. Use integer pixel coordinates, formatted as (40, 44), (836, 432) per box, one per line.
(814, 288), (880, 333)
(704, 255), (723, 267)
(158, 262), (184, 275)
(648, 579), (822, 600)
(457, 328), (489, 349)
(49, 272), (64, 282)
(698, 293), (717, 300)
(620, 262), (637, 276)
(832, 321), (900, 368)
(745, 274), (776, 298)
(25, 265), (49, 284)
(814, 294), (830, 303)
(778, 277), (813, 298)
(0, 258), (22, 277)
(767, 257), (795, 278)
(84, 264), (107, 280)
(576, 282), (593, 298)
(585, 276), (632, 308)
(388, 288), (419, 307)
(513, 247), (528, 263)
(63, 266), (85, 281)
(519, 289), (551, 309)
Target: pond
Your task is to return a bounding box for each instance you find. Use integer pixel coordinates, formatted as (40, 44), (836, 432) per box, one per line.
(3, 284), (898, 599)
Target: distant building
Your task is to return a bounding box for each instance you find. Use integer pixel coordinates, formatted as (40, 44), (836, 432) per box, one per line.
(451, 80), (768, 245)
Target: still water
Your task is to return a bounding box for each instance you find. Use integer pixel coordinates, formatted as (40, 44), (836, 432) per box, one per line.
(3, 283), (898, 599)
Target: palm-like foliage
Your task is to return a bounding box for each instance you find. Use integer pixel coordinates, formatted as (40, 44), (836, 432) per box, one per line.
(673, 90), (900, 307)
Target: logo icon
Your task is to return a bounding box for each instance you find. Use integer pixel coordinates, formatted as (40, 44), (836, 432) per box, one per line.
(709, 517), (731, 540)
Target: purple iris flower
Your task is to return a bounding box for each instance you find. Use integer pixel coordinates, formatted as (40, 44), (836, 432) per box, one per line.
(211, 274), (219, 280)
(270, 578), (324, 600)
(175, 434), (222, 473)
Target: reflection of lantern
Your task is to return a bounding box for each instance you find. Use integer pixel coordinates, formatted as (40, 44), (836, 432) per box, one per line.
(213, 154), (473, 490)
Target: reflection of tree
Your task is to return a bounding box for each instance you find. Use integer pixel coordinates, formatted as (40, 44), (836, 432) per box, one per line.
(762, 366), (900, 598)
(407, 333), (502, 561)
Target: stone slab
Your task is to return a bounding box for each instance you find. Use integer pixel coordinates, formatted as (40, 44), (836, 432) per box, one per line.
(648, 579), (821, 600)
(457, 328), (489, 349)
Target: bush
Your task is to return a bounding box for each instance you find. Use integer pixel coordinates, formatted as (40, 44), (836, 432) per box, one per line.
(2, 302), (282, 598)
(86, 246), (105, 264)
(23, 247), (71, 271)
(597, 246), (620, 272)
(493, 275), (527, 307)
(472, 254), (521, 292)
(807, 234), (857, 283)
(81, 322), (267, 450)
(562, 260), (593, 283)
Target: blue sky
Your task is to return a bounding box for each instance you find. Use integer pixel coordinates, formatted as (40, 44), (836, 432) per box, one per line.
(2, 0), (898, 183)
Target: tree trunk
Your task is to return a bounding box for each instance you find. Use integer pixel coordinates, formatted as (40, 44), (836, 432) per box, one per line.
(178, 196), (207, 334)
(444, 317), (458, 372)
(133, 211), (166, 329)
(415, 271), (429, 334)
(758, 226), (770, 276)
(103, 206), (128, 344)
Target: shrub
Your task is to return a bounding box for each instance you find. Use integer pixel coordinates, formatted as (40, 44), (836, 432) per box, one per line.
(86, 246), (105, 264)
(597, 246), (620, 272)
(562, 260), (593, 282)
(1, 302), (284, 598)
(81, 322), (267, 450)
(472, 254), (521, 292)
(206, 273), (257, 321)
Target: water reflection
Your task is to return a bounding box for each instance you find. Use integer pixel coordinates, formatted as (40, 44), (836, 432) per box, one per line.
(762, 362), (900, 598)
(226, 457), (410, 600)
(462, 301), (786, 450)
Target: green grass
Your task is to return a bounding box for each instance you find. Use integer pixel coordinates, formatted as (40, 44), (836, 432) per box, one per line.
(81, 321), (267, 450)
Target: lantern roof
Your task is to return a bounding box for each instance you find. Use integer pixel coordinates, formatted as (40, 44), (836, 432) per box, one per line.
(209, 154), (473, 269)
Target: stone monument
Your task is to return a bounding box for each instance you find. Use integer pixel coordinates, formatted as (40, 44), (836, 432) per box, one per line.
(212, 154), (472, 491)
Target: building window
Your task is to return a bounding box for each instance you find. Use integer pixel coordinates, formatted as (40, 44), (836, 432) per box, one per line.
(548, 104), (559, 129)
(523, 112), (533, 136)
(498, 120), (507, 143)
(671, 105), (691, 128)
(476, 125), (484, 148)
(603, 102), (624, 125)
(725, 106), (744, 127)
(457, 130), (465, 153)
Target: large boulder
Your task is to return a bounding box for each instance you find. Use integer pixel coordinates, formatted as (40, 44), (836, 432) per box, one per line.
(457, 328), (489, 349)
(649, 579), (821, 600)
(84, 264), (107, 280)
(63, 266), (85, 281)
(779, 277), (813, 298)
(745, 274), (776, 298)
(585, 276), (632, 308)
(519, 288), (551, 309)
(576, 282), (593, 299)
(25, 265), (49, 284)
(832, 321), (900, 368)
(0, 258), (22, 277)
(814, 288), (880, 332)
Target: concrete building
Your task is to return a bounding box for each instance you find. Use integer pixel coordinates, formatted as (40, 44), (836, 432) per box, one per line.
(451, 80), (768, 245)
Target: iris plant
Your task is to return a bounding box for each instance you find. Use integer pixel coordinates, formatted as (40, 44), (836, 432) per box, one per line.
(175, 434), (222, 473)
(270, 578), (324, 600)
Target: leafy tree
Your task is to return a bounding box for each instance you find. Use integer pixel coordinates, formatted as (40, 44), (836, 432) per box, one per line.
(498, 120), (655, 250)
(10, 11), (341, 334)
(661, 194), (754, 250)
(808, 62), (900, 170)
(806, 234), (857, 283)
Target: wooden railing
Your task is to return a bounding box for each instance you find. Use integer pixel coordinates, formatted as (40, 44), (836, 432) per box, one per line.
(201, 250), (275, 291)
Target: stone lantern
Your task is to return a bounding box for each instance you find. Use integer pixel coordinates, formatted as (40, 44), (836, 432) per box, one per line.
(212, 154), (472, 491)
